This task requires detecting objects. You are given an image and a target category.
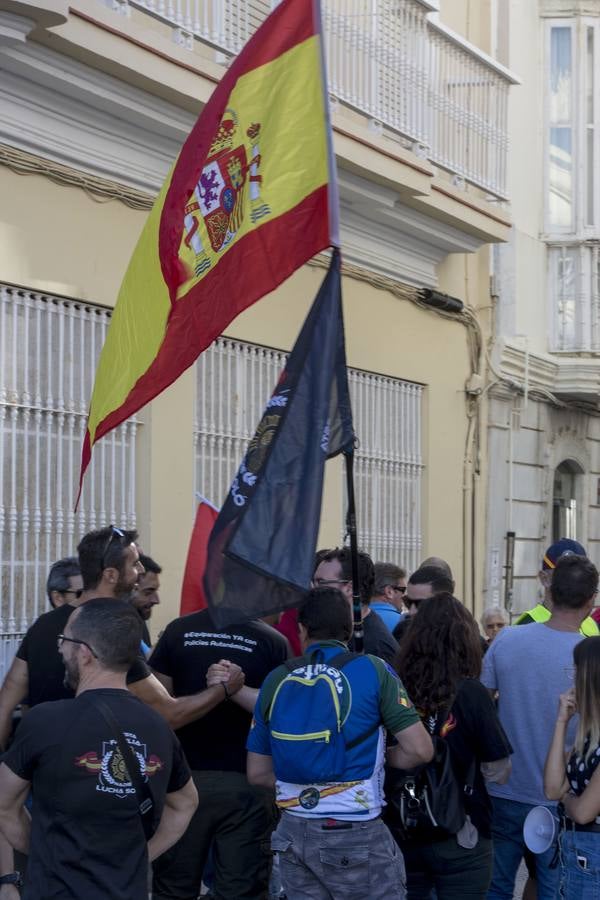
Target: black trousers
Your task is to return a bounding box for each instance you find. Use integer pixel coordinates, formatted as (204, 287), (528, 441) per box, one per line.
(152, 770), (277, 900)
(399, 834), (493, 900)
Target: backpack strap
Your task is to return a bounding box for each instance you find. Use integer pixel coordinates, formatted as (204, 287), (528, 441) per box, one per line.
(264, 650), (323, 724)
(328, 650), (382, 751)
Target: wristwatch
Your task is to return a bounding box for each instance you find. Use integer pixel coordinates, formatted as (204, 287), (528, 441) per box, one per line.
(0, 873), (23, 887)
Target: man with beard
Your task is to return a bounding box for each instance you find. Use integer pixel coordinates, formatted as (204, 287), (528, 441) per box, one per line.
(132, 554), (161, 653)
(0, 527), (244, 749)
(0, 599), (198, 900)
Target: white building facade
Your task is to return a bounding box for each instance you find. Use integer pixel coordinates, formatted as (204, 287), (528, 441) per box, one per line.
(486, 0), (600, 613)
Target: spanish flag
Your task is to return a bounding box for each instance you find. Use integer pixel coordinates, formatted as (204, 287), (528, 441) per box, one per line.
(78, 0), (338, 494)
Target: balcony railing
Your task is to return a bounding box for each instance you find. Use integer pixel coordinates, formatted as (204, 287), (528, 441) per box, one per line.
(124, 0), (515, 199)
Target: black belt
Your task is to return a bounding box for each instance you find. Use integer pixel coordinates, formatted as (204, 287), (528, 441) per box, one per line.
(562, 816), (600, 834)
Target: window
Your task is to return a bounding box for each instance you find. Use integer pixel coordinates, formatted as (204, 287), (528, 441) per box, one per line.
(0, 285), (138, 678)
(194, 337), (423, 572)
(547, 25), (573, 230)
(546, 18), (600, 350)
(548, 244), (600, 351)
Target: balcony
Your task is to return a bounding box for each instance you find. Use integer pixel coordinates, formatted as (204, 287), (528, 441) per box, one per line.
(118, 0), (517, 200)
(549, 242), (600, 354)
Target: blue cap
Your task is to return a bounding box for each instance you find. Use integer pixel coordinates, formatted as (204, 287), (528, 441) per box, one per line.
(542, 538), (587, 570)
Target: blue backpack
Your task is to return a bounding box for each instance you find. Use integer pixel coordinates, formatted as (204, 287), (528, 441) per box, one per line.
(265, 650), (378, 784)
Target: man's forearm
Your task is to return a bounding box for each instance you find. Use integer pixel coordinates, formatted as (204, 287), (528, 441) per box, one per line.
(230, 686), (258, 714)
(147, 781), (198, 861)
(0, 806), (31, 855)
(130, 675), (225, 730)
(386, 723), (434, 770)
(148, 804), (193, 861)
(165, 685), (225, 730)
(247, 770), (276, 790)
(0, 665), (29, 752)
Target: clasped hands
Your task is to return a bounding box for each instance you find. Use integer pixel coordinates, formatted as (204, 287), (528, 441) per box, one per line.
(206, 659), (245, 698)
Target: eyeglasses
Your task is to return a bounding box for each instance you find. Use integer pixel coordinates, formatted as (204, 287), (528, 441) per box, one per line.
(390, 585), (407, 595)
(61, 589), (83, 599)
(100, 525), (126, 571)
(57, 634), (98, 658)
(313, 578), (351, 588)
(406, 598), (422, 610)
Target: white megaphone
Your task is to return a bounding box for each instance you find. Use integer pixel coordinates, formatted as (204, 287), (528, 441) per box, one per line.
(523, 806), (557, 854)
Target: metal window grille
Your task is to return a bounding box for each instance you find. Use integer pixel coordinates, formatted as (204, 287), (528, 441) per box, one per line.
(194, 336), (423, 571)
(0, 285), (138, 679)
(348, 368), (423, 572)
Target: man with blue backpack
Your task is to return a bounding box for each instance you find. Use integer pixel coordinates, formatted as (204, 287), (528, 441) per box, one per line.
(247, 587), (433, 900)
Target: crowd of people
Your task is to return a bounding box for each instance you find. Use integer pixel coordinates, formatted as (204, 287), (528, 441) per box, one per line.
(0, 528), (599, 899)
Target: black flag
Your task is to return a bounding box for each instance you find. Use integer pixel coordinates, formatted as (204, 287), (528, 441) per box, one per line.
(204, 250), (354, 627)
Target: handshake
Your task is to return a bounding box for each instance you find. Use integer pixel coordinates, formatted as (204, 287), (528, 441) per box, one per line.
(206, 659), (245, 698)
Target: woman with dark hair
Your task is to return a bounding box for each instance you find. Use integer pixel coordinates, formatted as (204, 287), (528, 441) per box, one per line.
(545, 636), (600, 898)
(385, 593), (512, 899)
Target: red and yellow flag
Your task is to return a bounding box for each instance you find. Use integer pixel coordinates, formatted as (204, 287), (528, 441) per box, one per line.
(79, 0), (337, 494)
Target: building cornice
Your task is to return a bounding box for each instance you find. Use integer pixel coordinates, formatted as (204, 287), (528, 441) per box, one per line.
(500, 342), (600, 404)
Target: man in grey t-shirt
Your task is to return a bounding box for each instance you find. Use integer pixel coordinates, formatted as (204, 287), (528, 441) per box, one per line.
(482, 554), (598, 900)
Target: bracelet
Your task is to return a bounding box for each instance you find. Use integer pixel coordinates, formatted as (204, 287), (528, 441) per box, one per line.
(221, 682), (230, 701)
(0, 873), (23, 887)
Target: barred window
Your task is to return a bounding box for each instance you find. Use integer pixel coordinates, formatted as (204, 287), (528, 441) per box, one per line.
(0, 285), (138, 678)
(194, 336), (423, 573)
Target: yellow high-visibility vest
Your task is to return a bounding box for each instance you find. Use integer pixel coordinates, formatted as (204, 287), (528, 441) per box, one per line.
(514, 604), (599, 636)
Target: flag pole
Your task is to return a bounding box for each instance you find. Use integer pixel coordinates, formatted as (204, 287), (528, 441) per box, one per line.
(344, 448), (363, 652)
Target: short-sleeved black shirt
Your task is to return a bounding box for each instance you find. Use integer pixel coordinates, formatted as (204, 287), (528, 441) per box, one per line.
(16, 604), (150, 707)
(440, 678), (513, 836)
(351, 609), (399, 665)
(149, 610), (288, 771)
(2, 688), (190, 900)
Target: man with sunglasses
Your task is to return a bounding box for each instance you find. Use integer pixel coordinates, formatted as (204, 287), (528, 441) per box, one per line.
(392, 565), (455, 643)
(46, 557), (83, 609)
(0, 526), (244, 751)
(369, 562), (408, 632)
(0, 598), (198, 900)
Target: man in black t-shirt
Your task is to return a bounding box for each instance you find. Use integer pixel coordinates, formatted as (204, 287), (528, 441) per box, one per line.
(0, 526), (244, 750)
(0, 599), (197, 900)
(150, 609), (288, 900)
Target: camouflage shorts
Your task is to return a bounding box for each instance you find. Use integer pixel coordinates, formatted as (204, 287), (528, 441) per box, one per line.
(271, 812), (406, 900)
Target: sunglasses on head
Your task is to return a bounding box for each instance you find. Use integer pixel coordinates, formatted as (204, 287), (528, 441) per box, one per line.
(100, 525), (126, 571)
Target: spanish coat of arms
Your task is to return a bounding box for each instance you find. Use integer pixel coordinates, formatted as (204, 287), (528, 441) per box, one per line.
(183, 109), (270, 277)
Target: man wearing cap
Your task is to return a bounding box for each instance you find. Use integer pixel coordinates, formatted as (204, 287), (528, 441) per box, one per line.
(482, 553), (599, 899)
(513, 538), (599, 636)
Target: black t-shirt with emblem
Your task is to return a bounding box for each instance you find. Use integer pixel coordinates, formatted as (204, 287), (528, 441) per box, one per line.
(149, 609), (288, 771)
(16, 604), (150, 706)
(434, 678), (513, 837)
(2, 688), (190, 900)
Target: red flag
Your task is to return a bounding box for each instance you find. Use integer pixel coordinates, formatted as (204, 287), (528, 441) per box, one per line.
(180, 498), (219, 615)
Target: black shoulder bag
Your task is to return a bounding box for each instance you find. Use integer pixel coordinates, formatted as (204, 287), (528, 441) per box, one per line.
(384, 708), (476, 842)
(95, 698), (156, 840)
